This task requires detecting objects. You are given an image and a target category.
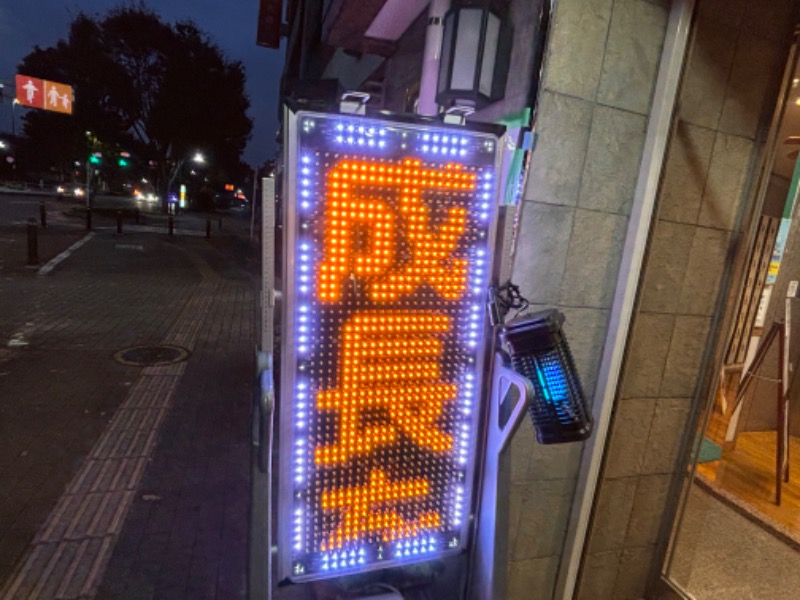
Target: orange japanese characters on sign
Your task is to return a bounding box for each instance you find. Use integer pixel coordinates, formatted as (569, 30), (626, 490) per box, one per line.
(320, 469), (441, 551)
(315, 311), (455, 466)
(279, 112), (500, 581)
(318, 160), (476, 303)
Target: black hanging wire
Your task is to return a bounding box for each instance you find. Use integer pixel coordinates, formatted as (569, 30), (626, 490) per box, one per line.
(487, 280), (531, 325)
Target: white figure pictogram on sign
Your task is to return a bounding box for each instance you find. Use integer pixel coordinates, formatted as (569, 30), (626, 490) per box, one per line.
(47, 85), (61, 107)
(22, 79), (39, 103)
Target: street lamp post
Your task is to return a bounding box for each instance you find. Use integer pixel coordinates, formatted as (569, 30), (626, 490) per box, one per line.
(166, 151), (207, 214)
(11, 99), (19, 137)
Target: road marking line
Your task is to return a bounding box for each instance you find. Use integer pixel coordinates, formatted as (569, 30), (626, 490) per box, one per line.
(37, 232), (95, 276)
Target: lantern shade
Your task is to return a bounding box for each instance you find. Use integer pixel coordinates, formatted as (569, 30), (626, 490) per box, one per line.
(437, 3), (512, 108)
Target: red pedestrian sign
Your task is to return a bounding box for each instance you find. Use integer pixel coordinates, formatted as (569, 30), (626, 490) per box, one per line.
(15, 74), (73, 115)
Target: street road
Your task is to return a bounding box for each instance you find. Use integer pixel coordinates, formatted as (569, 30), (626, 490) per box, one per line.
(0, 192), (54, 225)
(0, 190), (159, 228)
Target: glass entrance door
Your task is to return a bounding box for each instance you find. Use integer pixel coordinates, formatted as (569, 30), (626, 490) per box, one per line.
(662, 24), (800, 600)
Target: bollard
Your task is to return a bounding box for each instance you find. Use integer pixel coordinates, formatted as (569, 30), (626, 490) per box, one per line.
(206, 219), (211, 239)
(39, 200), (47, 228)
(27, 218), (39, 266)
(218, 218), (222, 231)
(135, 209), (140, 224)
(168, 216), (174, 237)
(86, 208), (92, 231)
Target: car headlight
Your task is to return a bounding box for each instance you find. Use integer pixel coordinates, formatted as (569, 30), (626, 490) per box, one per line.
(74, 188), (85, 197)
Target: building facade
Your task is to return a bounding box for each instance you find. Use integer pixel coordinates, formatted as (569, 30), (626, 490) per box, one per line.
(272, 0), (800, 598)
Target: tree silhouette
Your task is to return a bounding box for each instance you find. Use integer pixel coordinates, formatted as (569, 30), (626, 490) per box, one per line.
(17, 5), (252, 210)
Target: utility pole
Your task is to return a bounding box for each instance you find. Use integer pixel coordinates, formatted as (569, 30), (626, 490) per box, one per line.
(250, 165), (258, 241)
(1, 81), (21, 137)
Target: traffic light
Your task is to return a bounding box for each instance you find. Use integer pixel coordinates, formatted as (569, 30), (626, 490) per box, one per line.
(118, 157), (129, 167)
(89, 152), (101, 165)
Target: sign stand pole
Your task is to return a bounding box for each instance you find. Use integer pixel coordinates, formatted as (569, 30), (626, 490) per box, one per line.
(729, 320), (790, 505)
(468, 353), (534, 600)
(250, 176), (276, 600)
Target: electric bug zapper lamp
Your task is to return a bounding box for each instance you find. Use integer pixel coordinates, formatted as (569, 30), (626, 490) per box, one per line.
(499, 309), (593, 444)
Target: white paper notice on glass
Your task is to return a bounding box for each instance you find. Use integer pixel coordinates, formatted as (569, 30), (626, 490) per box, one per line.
(788, 280), (798, 298)
(755, 286), (773, 328)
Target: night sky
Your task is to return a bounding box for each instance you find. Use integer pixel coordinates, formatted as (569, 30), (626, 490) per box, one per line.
(0, 0), (285, 167)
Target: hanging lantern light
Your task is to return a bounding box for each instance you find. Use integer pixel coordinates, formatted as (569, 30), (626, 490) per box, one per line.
(436, 0), (513, 109)
(499, 309), (593, 444)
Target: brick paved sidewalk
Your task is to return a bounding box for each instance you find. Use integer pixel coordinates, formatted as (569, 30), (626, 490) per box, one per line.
(0, 220), (259, 599)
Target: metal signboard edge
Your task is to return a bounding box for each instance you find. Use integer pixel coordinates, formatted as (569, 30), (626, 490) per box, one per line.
(277, 104), (301, 584)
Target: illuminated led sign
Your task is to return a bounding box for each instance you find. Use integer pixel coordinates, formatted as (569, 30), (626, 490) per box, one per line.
(278, 110), (502, 581)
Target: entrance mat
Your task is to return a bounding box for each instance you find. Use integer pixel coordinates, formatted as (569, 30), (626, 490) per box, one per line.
(697, 437), (723, 463)
(695, 474), (800, 552)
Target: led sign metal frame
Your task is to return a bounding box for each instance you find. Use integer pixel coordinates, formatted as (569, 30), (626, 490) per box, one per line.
(278, 107), (504, 582)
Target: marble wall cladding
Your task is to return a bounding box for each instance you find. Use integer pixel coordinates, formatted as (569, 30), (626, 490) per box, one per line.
(676, 227), (734, 317)
(697, 133), (754, 231)
(620, 313), (675, 398)
(660, 315), (712, 397)
(604, 398), (691, 479)
(577, 544), (657, 600)
(597, 0), (669, 114)
(613, 545), (657, 599)
(579, 105), (647, 215)
(512, 478), (577, 560)
(509, 417), (537, 484)
(542, 0), (613, 100)
(642, 398), (692, 474)
(677, 17), (738, 130)
(559, 209), (628, 308)
(528, 441), (585, 481)
(497, 0), (779, 596)
(525, 91), (594, 207)
(638, 221), (696, 314)
(658, 122), (717, 225)
(603, 398), (657, 479)
(507, 555), (560, 600)
(470, 0), (794, 592)
(666, 484), (713, 588)
(576, 549), (621, 600)
(625, 473), (672, 546)
(581, 3), (796, 594)
(512, 201), (573, 305)
(587, 477), (638, 553)
(696, 0), (747, 29)
(560, 306), (611, 397)
(507, 481), (523, 561)
(718, 34), (783, 139)
(743, 0), (798, 43)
